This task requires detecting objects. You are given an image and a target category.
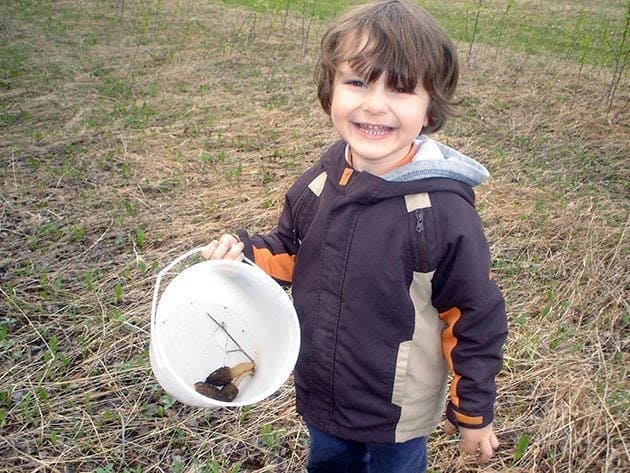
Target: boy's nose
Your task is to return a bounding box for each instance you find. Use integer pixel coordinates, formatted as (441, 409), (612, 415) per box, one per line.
(363, 86), (389, 115)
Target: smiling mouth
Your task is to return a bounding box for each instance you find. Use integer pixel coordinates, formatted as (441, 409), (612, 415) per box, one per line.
(355, 123), (394, 136)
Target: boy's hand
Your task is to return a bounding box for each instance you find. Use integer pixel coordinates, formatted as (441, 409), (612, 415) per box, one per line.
(201, 234), (244, 261)
(443, 420), (499, 464)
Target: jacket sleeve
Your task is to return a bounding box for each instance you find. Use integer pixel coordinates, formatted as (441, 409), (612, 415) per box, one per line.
(430, 194), (507, 429)
(236, 193), (298, 286)
(236, 163), (328, 285)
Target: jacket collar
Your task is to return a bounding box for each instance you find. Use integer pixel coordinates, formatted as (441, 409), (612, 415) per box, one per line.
(320, 139), (477, 205)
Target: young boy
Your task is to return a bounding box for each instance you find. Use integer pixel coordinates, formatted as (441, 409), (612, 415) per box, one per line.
(202, 1), (507, 471)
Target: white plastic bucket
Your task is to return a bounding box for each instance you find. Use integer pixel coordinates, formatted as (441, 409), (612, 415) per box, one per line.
(149, 247), (300, 407)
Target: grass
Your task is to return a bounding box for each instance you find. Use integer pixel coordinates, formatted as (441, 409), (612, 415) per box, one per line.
(221, 0), (629, 68)
(0, 0), (628, 472)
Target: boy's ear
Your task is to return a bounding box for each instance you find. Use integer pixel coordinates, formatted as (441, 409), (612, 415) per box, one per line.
(422, 105), (430, 128)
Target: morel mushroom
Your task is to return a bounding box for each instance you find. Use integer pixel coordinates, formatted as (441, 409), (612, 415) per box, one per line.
(205, 361), (255, 386)
(194, 361), (255, 402)
(194, 381), (237, 402)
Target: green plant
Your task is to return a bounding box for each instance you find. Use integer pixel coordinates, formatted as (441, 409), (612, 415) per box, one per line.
(114, 282), (124, 303)
(200, 150), (227, 164)
(126, 102), (156, 128)
(606, 2), (629, 113)
(30, 220), (62, 250)
(0, 318), (14, 350)
(120, 162), (134, 179)
(135, 227), (146, 248)
(68, 224), (87, 242)
(260, 423), (282, 451)
(466, 0), (482, 64)
(239, 405), (252, 423)
(84, 269), (97, 291)
(206, 460), (221, 473)
(122, 199), (137, 216)
(225, 162), (243, 184)
(97, 75), (134, 99)
(37, 386), (48, 402)
(512, 433), (531, 464)
(0, 109), (30, 126)
(0, 42), (29, 89)
(171, 458), (185, 473)
(95, 464), (114, 473)
(17, 390), (37, 427)
(159, 394), (176, 415)
(122, 467), (143, 473)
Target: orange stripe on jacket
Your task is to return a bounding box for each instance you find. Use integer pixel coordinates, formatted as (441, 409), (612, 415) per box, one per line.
(253, 246), (295, 283)
(381, 143), (418, 175)
(454, 410), (483, 425)
(339, 167), (353, 186)
(439, 307), (462, 408)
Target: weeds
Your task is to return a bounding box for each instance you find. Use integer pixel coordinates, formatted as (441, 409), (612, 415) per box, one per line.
(606, 1), (629, 113)
(466, 0), (483, 65)
(0, 0), (627, 472)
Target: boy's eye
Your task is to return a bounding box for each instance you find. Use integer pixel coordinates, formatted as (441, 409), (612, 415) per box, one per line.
(345, 79), (365, 87)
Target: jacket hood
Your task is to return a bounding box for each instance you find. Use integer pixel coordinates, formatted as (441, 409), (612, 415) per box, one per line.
(382, 135), (489, 187)
(320, 138), (481, 206)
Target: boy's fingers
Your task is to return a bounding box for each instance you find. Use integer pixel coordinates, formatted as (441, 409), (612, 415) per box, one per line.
(201, 240), (219, 259)
(212, 240), (232, 259)
(225, 241), (244, 260)
(458, 436), (478, 456)
(479, 432), (500, 463)
(490, 432), (500, 450)
(219, 234), (237, 245)
(477, 439), (493, 463)
(201, 236), (242, 260)
(205, 235), (236, 259)
(443, 420), (457, 435)
(461, 433), (499, 464)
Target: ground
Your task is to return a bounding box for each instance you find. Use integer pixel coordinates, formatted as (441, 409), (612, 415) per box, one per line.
(0, 1), (628, 472)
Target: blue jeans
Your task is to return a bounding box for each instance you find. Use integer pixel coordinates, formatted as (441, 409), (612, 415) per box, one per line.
(306, 424), (427, 473)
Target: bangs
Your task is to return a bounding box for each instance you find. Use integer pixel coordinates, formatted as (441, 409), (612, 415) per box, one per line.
(338, 28), (422, 93)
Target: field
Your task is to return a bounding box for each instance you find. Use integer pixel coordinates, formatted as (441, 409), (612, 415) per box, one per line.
(0, 0), (628, 472)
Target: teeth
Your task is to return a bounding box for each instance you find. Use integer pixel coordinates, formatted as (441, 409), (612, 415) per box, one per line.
(357, 123), (392, 135)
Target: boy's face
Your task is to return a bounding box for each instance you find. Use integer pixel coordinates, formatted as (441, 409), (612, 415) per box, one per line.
(330, 61), (430, 175)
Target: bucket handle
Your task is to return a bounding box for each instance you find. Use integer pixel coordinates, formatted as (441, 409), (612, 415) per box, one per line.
(149, 247), (260, 399)
(151, 246), (257, 331)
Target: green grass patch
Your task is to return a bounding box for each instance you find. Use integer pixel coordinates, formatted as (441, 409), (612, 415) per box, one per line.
(220, 0), (354, 20)
(221, 0), (629, 68)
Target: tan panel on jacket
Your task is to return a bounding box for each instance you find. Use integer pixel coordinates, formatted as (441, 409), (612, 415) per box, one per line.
(308, 171), (327, 196)
(392, 271), (449, 441)
(392, 192), (449, 442)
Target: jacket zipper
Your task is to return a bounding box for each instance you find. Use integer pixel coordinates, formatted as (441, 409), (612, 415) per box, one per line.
(415, 208), (429, 269)
(415, 209), (424, 233)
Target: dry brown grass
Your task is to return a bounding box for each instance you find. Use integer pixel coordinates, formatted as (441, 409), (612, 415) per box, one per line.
(1, 1), (628, 472)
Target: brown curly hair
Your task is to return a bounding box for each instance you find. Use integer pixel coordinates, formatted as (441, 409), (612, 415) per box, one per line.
(315, 0), (461, 134)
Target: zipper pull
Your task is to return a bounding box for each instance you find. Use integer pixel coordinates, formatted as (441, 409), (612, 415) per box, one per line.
(415, 209), (424, 233)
